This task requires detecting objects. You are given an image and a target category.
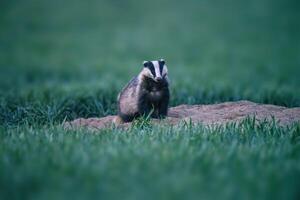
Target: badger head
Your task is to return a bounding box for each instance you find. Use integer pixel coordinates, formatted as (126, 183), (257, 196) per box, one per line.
(141, 59), (168, 83)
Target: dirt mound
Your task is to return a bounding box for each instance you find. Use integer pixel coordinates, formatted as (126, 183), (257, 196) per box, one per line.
(64, 101), (300, 130)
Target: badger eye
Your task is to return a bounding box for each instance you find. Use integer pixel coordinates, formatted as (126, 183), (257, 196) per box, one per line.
(162, 74), (167, 78)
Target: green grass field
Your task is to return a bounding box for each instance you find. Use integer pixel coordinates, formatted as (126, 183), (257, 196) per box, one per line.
(1, 0), (300, 199)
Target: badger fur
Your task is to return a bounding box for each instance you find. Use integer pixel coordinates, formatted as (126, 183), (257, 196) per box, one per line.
(115, 59), (170, 124)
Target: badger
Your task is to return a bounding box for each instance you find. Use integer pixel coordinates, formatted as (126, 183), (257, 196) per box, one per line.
(114, 59), (170, 124)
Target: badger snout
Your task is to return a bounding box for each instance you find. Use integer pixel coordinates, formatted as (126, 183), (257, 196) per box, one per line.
(155, 77), (163, 82)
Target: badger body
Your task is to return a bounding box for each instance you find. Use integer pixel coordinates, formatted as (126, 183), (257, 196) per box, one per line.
(116, 59), (170, 123)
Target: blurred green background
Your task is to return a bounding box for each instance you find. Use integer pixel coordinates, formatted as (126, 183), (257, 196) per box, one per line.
(1, 0), (300, 199)
(1, 0), (300, 113)
(1, 0), (300, 125)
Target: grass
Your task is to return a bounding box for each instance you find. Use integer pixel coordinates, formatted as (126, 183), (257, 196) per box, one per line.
(1, 122), (300, 200)
(0, 0), (300, 199)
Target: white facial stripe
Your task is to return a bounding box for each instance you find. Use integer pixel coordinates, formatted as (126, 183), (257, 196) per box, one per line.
(153, 61), (161, 78)
(143, 67), (153, 77)
(162, 65), (168, 76)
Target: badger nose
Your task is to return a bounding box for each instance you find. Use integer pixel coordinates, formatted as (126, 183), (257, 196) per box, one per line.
(155, 77), (162, 82)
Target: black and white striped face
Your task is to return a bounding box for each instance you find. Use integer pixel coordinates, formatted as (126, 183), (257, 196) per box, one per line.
(142, 59), (168, 82)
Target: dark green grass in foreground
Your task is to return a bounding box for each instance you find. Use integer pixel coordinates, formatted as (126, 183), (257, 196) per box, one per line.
(1, 122), (300, 200)
(1, 0), (300, 199)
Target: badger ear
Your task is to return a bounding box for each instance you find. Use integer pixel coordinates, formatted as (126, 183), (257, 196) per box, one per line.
(159, 58), (165, 65)
(143, 61), (149, 67)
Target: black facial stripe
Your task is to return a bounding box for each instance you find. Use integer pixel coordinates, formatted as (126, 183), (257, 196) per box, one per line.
(147, 62), (156, 77)
(159, 61), (164, 75)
